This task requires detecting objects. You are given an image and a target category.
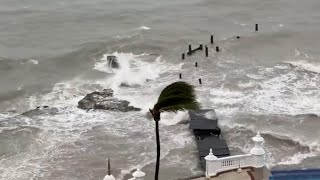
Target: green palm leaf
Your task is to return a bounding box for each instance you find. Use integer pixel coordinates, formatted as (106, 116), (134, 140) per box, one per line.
(153, 81), (200, 112)
(150, 81), (200, 180)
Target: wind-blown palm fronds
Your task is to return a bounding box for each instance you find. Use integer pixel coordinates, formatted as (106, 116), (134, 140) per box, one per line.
(153, 81), (199, 112)
(150, 81), (200, 180)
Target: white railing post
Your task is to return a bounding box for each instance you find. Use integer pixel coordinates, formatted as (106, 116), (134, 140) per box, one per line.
(205, 148), (218, 177)
(131, 166), (145, 180)
(103, 158), (116, 180)
(250, 132), (266, 168)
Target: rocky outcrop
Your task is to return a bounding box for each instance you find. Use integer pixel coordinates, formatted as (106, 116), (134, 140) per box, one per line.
(78, 89), (141, 112)
(107, 55), (119, 68)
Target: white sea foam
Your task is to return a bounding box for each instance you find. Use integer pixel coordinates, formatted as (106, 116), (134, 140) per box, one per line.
(25, 79), (103, 110)
(237, 81), (256, 88)
(245, 73), (265, 80)
(294, 49), (301, 57)
(25, 52), (178, 112)
(278, 152), (317, 165)
(139, 26), (151, 30)
(218, 120), (320, 167)
(160, 111), (190, 126)
(28, 59), (39, 64)
(210, 88), (246, 105)
(94, 52), (163, 90)
(274, 64), (291, 70)
(206, 60), (320, 167)
(285, 60), (320, 74)
(2, 49), (190, 180)
(211, 67), (320, 117)
(17, 85), (23, 91)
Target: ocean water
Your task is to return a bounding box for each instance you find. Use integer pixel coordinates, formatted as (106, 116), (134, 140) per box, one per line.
(0, 0), (320, 179)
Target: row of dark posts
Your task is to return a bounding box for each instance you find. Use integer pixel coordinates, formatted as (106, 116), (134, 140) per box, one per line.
(180, 24), (259, 84)
(179, 72), (202, 84)
(180, 35), (218, 85)
(183, 44), (219, 59)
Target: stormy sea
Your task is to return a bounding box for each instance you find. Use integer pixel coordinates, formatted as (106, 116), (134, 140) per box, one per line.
(0, 0), (320, 179)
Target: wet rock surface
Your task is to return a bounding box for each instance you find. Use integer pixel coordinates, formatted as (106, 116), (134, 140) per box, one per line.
(107, 55), (119, 68)
(21, 106), (60, 117)
(78, 89), (141, 112)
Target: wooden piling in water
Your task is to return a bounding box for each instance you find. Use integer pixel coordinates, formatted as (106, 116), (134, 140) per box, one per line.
(187, 44), (204, 56)
(210, 35), (214, 44)
(179, 73), (182, 79)
(205, 46), (208, 57)
(255, 24), (258, 32)
(189, 45), (192, 52)
(216, 46), (220, 52)
(198, 78), (202, 84)
(195, 62), (198, 67)
(182, 53), (185, 60)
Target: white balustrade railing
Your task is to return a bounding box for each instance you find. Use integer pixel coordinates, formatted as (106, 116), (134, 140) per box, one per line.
(205, 132), (266, 177)
(103, 133), (266, 179)
(215, 154), (254, 172)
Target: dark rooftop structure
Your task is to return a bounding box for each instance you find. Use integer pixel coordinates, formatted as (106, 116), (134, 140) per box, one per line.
(196, 136), (230, 158)
(189, 109), (230, 169)
(189, 109), (221, 137)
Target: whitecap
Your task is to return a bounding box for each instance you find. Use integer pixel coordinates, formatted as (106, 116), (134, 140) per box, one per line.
(160, 111), (190, 126)
(139, 26), (151, 30)
(237, 81), (256, 88)
(17, 85), (24, 91)
(278, 152), (317, 165)
(285, 60), (320, 74)
(93, 52), (174, 91)
(28, 59), (39, 64)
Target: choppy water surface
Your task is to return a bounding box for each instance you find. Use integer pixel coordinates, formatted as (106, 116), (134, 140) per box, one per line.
(1, 0), (320, 179)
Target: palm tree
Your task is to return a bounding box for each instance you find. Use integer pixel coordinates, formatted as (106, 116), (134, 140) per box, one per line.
(149, 81), (200, 180)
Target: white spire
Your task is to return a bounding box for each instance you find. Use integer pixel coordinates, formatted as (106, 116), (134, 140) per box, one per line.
(103, 158), (115, 180)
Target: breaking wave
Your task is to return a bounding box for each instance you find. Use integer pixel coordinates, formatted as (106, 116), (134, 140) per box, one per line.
(94, 52), (166, 90)
(138, 26), (151, 30)
(284, 60), (320, 74)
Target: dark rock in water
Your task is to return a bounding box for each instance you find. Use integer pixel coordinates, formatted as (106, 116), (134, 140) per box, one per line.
(107, 55), (119, 68)
(120, 83), (131, 87)
(120, 83), (140, 88)
(21, 107), (60, 117)
(78, 89), (141, 112)
(295, 113), (320, 118)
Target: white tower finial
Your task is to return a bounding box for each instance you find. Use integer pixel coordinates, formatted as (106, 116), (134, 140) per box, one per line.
(103, 158), (115, 180)
(205, 148), (218, 177)
(250, 132), (266, 168)
(205, 149), (218, 161)
(132, 166), (145, 180)
(250, 132), (265, 155)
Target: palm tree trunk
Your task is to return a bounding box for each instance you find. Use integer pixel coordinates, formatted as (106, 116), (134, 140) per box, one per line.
(155, 119), (160, 180)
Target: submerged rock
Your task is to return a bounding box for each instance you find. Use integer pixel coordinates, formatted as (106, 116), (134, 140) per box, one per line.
(295, 113), (319, 118)
(21, 106), (60, 117)
(78, 89), (141, 112)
